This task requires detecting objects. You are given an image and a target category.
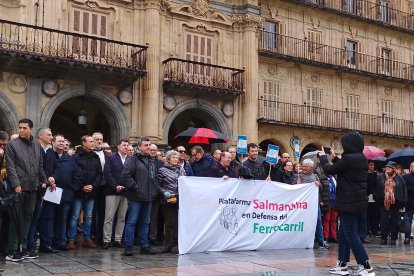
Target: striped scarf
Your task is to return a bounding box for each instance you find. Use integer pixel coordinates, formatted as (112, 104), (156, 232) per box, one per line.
(384, 173), (396, 211)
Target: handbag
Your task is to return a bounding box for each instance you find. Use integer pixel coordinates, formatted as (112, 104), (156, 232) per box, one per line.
(398, 212), (411, 233)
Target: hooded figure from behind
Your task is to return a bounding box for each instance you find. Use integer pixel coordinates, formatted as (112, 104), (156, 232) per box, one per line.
(319, 131), (368, 214)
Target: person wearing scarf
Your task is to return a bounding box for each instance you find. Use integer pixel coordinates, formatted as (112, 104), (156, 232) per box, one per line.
(375, 161), (407, 245)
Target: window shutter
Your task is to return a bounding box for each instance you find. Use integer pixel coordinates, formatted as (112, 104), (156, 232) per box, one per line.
(275, 83), (280, 102)
(74, 10), (80, 32)
(306, 88), (311, 105)
(186, 34), (192, 60)
(392, 50), (397, 71)
(100, 15), (107, 37)
(317, 89), (322, 107)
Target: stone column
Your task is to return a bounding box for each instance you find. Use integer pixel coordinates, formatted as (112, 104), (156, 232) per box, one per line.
(140, 0), (164, 141)
(26, 77), (43, 131)
(233, 14), (262, 143)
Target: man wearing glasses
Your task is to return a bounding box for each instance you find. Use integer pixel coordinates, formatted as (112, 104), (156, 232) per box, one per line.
(176, 146), (193, 176)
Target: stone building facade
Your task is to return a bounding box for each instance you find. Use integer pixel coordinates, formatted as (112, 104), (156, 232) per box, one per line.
(0, 0), (414, 158)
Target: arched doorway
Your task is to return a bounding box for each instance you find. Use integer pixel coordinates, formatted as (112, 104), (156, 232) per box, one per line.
(49, 98), (110, 146)
(163, 99), (232, 153)
(300, 143), (319, 159)
(258, 139), (288, 157)
(40, 85), (131, 146)
(0, 91), (20, 135)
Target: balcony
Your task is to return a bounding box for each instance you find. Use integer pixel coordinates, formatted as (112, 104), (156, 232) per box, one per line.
(163, 58), (245, 100)
(258, 98), (414, 139)
(259, 31), (414, 84)
(0, 19), (147, 86)
(282, 0), (414, 34)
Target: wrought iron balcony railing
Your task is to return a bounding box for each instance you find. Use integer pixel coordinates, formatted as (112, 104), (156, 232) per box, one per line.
(258, 98), (414, 139)
(283, 0), (414, 33)
(0, 19), (147, 76)
(163, 58), (245, 95)
(259, 31), (414, 83)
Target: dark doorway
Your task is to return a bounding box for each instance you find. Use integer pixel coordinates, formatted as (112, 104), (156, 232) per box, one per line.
(49, 98), (110, 147)
(300, 143), (319, 159)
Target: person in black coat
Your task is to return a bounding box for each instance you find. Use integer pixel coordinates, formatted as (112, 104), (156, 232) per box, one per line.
(67, 135), (103, 249)
(209, 152), (235, 179)
(27, 127), (60, 254)
(190, 146), (216, 177)
(51, 135), (82, 251)
(375, 161), (407, 245)
(403, 161), (414, 244)
(319, 131), (375, 275)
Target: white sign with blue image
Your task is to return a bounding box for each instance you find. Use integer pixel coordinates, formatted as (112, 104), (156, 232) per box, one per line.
(266, 145), (279, 164)
(237, 135), (247, 154)
(294, 140), (300, 158)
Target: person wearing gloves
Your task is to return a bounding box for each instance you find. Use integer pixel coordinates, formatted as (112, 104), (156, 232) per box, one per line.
(157, 150), (186, 253)
(319, 131), (375, 276)
(375, 161), (407, 245)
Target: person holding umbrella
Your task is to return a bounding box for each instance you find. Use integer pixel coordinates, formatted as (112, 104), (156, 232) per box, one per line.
(5, 119), (50, 262)
(375, 161), (407, 245)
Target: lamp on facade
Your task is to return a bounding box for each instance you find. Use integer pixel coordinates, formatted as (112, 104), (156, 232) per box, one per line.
(78, 98), (87, 125)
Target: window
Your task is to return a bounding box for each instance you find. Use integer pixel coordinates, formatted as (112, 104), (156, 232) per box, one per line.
(307, 31), (322, 55)
(381, 100), (393, 117)
(382, 49), (391, 75)
(345, 0), (356, 14)
(72, 8), (107, 59)
(379, 1), (389, 23)
(346, 95), (360, 113)
(185, 32), (212, 77)
(305, 88), (322, 125)
(346, 41), (357, 68)
(261, 81), (281, 120)
(306, 88), (322, 107)
(264, 22), (279, 49)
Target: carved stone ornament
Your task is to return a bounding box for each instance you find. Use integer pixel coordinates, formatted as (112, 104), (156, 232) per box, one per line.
(86, 0), (97, 8)
(0, 0), (21, 7)
(384, 87), (392, 96)
(311, 74), (319, 83)
(268, 66), (277, 76)
(350, 80), (358, 90)
(290, 136), (299, 150)
(190, 0), (211, 17)
(8, 76), (26, 93)
(231, 14), (263, 30)
(196, 98), (204, 107)
(332, 138), (343, 154)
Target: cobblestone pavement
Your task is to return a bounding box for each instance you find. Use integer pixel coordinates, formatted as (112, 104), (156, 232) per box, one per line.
(1, 235), (414, 276)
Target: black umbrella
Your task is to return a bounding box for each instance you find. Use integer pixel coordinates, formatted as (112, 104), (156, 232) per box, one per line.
(369, 156), (387, 171)
(4, 193), (29, 252)
(174, 128), (229, 144)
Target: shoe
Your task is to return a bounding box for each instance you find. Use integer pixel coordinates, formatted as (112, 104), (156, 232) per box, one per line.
(328, 261), (349, 275)
(162, 244), (172, 253)
(57, 245), (69, 251)
(21, 249), (38, 259)
(391, 240), (396, 245)
(67, 241), (75, 249)
(82, 239), (97, 248)
(355, 264), (375, 276)
(149, 239), (159, 245)
(329, 237), (339, 243)
(113, 241), (125, 248)
(404, 238), (410, 244)
(39, 245), (59, 253)
(6, 251), (23, 262)
(318, 241), (330, 249)
(124, 245), (133, 256)
(380, 239), (387, 245)
(140, 246), (156, 255)
(102, 242), (110, 249)
(360, 237), (370, 244)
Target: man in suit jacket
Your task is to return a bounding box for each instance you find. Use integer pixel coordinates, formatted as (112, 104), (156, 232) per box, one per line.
(102, 140), (129, 249)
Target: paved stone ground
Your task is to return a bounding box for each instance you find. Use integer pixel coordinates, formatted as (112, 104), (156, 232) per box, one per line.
(1, 235), (414, 276)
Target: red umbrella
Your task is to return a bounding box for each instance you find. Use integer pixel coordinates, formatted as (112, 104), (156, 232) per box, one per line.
(363, 146), (385, 159)
(174, 128), (229, 144)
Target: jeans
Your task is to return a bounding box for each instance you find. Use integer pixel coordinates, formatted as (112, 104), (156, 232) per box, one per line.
(322, 206), (338, 238)
(67, 198), (94, 241)
(54, 202), (71, 246)
(380, 205), (399, 241)
(405, 207), (414, 239)
(315, 205), (324, 243)
(338, 212), (369, 264)
(358, 203), (368, 238)
(124, 201), (152, 247)
(27, 198), (55, 248)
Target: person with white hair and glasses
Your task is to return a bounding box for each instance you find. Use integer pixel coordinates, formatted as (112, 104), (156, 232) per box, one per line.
(291, 159), (329, 250)
(157, 150), (186, 253)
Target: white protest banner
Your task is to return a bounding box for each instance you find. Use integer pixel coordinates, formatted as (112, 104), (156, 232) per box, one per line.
(178, 177), (318, 254)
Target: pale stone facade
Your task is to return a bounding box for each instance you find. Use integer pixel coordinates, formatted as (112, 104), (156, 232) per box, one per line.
(0, 0), (413, 157)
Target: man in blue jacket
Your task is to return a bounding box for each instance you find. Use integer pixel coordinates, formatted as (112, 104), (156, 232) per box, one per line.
(102, 140), (129, 249)
(190, 146), (216, 177)
(51, 134), (82, 251)
(27, 127), (60, 254)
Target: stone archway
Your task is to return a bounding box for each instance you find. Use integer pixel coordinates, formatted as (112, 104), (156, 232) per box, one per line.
(0, 91), (21, 135)
(162, 99), (232, 148)
(40, 85), (131, 144)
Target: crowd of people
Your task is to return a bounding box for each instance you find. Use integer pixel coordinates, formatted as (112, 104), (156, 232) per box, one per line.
(0, 120), (412, 276)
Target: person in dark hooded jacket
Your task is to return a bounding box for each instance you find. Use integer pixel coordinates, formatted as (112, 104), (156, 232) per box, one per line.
(319, 131), (375, 276)
(67, 135), (103, 249)
(190, 146), (216, 177)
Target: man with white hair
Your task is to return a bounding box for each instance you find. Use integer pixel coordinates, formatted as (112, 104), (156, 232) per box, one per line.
(292, 158), (328, 250)
(91, 132), (105, 244)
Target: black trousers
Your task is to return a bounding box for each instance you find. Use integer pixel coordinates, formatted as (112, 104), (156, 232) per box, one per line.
(367, 202), (380, 235)
(91, 185), (106, 242)
(380, 205), (399, 241)
(0, 211), (9, 251)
